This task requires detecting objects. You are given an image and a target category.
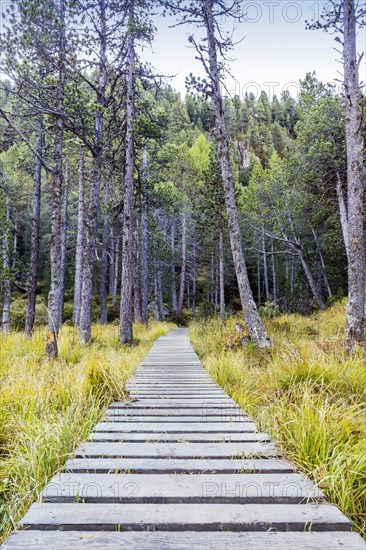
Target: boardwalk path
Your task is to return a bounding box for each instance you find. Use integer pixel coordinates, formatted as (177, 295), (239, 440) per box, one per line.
(3, 328), (365, 549)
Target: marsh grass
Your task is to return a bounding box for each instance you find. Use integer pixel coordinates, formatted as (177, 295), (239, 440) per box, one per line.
(190, 299), (366, 538)
(0, 321), (173, 542)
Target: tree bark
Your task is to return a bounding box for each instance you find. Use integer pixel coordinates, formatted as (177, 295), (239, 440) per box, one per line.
(156, 266), (165, 321)
(298, 250), (326, 309)
(2, 188), (11, 332)
(79, 0), (107, 344)
(46, 0), (66, 357)
(170, 221), (178, 312)
(336, 171), (349, 260)
(25, 116), (43, 336)
(343, 0), (365, 352)
(311, 226), (332, 299)
(120, 1), (135, 343)
(177, 213), (186, 315)
(262, 222), (270, 301)
(100, 180), (110, 324)
(73, 151), (85, 326)
(58, 155), (70, 327)
(112, 232), (120, 308)
(219, 223), (226, 322)
(140, 168), (149, 326)
(192, 238), (197, 314)
(133, 215), (142, 322)
(271, 238), (277, 302)
(204, 0), (270, 347)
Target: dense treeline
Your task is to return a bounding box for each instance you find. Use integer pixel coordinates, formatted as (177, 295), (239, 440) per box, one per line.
(0, 0), (365, 354)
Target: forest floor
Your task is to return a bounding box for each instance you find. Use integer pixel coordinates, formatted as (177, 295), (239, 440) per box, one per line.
(190, 299), (366, 539)
(0, 321), (173, 543)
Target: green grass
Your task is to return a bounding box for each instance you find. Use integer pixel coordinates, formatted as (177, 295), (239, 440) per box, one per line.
(0, 321), (173, 542)
(189, 299), (366, 538)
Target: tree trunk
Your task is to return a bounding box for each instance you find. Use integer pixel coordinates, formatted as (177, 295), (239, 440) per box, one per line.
(79, 0), (106, 344)
(120, 1), (135, 343)
(210, 252), (215, 306)
(257, 257), (261, 306)
(134, 216), (142, 322)
(298, 251), (326, 310)
(311, 226), (332, 299)
(271, 238), (277, 302)
(100, 180), (110, 324)
(25, 116), (43, 336)
(262, 222), (270, 301)
(112, 232), (120, 308)
(219, 223), (226, 322)
(109, 224), (115, 294)
(214, 261), (218, 313)
(177, 213), (186, 315)
(204, 0), (270, 347)
(73, 151), (85, 326)
(140, 175), (149, 326)
(58, 155), (70, 328)
(2, 188), (11, 332)
(156, 267), (165, 321)
(153, 271), (159, 321)
(171, 221), (177, 311)
(192, 239), (197, 314)
(343, 0), (365, 352)
(46, 0), (66, 357)
(336, 171), (349, 261)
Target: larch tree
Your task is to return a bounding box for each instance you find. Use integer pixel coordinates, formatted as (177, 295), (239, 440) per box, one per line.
(309, 0), (366, 351)
(166, 0), (271, 347)
(119, 0), (136, 344)
(120, 0), (154, 343)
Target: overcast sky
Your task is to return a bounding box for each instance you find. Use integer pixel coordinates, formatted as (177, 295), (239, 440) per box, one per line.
(142, 2), (366, 101)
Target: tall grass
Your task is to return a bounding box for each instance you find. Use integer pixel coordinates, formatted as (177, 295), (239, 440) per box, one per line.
(0, 321), (173, 542)
(190, 300), (366, 538)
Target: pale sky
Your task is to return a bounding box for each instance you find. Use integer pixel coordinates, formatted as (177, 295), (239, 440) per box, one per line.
(142, 2), (366, 100)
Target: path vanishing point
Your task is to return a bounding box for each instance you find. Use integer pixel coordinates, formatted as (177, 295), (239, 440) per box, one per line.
(3, 328), (365, 549)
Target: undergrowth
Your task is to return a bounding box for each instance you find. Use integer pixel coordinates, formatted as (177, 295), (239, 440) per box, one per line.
(190, 299), (366, 538)
(0, 321), (173, 542)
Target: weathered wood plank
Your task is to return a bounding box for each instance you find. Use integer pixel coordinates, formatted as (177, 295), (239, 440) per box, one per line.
(109, 400), (238, 408)
(41, 473), (322, 503)
(88, 432), (269, 442)
(93, 421), (257, 433)
(20, 502), (353, 531)
(102, 415), (250, 423)
(104, 408), (246, 416)
(65, 457), (294, 474)
(75, 442), (278, 458)
(3, 531), (365, 549)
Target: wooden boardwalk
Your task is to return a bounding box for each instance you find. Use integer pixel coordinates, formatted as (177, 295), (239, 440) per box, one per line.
(3, 328), (365, 549)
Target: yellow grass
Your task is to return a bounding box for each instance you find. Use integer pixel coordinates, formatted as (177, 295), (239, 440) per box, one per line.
(190, 299), (366, 538)
(0, 321), (173, 542)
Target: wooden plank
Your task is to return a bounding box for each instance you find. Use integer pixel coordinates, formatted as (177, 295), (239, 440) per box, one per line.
(93, 421), (257, 433)
(127, 395), (230, 399)
(109, 397), (240, 409)
(20, 502), (353, 531)
(128, 384), (219, 388)
(65, 457), (294, 474)
(41, 473), (322, 503)
(128, 392), (228, 396)
(102, 416), (250, 423)
(4, 531), (365, 549)
(88, 432), (269, 443)
(75, 441), (278, 458)
(109, 400), (238, 408)
(103, 408), (247, 416)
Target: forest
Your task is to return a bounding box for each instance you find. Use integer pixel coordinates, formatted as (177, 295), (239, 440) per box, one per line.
(0, 0), (365, 545)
